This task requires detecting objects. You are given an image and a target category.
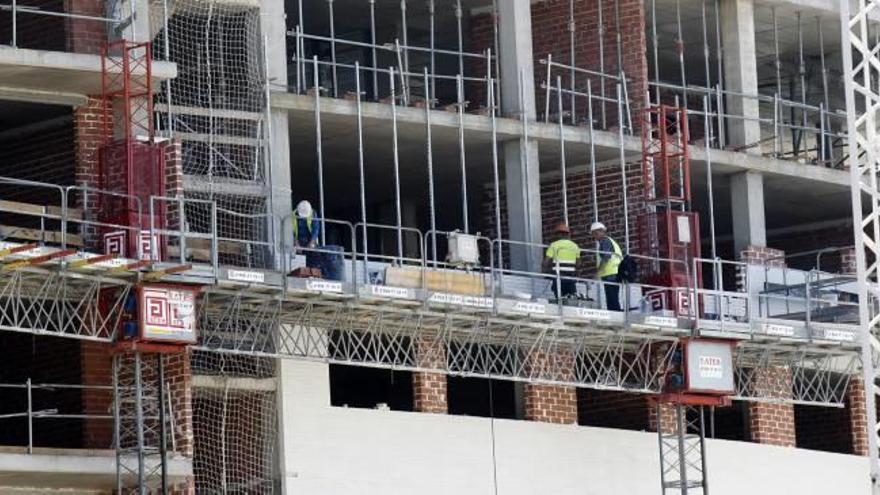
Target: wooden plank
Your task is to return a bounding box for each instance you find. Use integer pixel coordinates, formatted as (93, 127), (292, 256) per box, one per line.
(385, 266), (485, 296)
(0, 225), (82, 246)
(0, 200), (82, 220)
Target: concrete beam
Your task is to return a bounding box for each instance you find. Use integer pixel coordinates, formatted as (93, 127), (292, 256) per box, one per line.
(730, 170), (767, 253)
(720, 0), (761, 151)
(0, 47), (176, 101)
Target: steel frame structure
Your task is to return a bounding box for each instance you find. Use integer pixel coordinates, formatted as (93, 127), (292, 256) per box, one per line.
(658, 404), (708, 494)
(840, 0), (880, 490)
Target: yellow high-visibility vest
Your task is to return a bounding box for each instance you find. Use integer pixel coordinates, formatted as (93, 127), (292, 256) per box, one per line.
(596, 237), (622, 278)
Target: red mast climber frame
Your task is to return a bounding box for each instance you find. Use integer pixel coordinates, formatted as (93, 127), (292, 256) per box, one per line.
(638, 105), (701, 316)
(98, 40), (165, 261)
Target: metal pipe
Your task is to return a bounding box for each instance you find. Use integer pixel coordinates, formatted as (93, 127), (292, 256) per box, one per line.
(773, 8), (782, 104)
(773, 93), (780, 157)
(676, 0), (687, 106)
(428, 0), (436, 106)
(424, 69), (437, 263)
(598, 0), (607, 127)
(588, 80), (599, 223)
(614, 0), (623, 80)
(703, 95), (717, 262)
(456, 0), (465, 85)
(519, 69), (534, 264)
(489, 68), (503, 282)
(314, 57), (326, 245)
(158, 356), (168, 494)
(11, 0), (16, 47)
(113, 356), (122, 495)
(714, 0), (723, 141)
(400, 0), (410, 102)
(26, 378), (31, 454)
(390, 68), (404, 259)
(492, 0), (500, 111)
(458, 74), (469, 233)
(355, 62), (368, 280)
(135, 353), (145, 495)
(162, 0), (173, 136)
(370, 0), (378, 101)
(676, 404), (688, 495)
(817, 16), (830, 165)
(569, 0), (576, 124)
(651, 0), (660, 104)
(617, 84), (630, 251)
(328, 0), (338, 98)
(558, 76), (569, 224)
(545, 54), (553, 122)
(797, 11), (807, 155)
(701, 0), (712, 142)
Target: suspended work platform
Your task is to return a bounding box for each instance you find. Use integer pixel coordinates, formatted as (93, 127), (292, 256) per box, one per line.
(0, 180), (863, 408)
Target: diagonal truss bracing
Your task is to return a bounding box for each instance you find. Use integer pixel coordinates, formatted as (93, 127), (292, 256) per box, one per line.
(0, 265), (859, 406)
(840, 0), (880, 489)
(197, 290), (857, 405)
(0, 269), (130, 342)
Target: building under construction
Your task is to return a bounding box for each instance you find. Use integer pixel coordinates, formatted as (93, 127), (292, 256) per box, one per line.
(0, 0), (879, 492)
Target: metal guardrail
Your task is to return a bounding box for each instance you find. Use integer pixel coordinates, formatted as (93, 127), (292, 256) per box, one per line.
(0, 174), (861, 341)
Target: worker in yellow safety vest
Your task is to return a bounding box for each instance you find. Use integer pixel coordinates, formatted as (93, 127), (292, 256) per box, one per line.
(591, 221), (622, 311)
(543, 222), (581, 300)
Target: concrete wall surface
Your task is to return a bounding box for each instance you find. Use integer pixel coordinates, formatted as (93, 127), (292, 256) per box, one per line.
(279, 360), (871, 495)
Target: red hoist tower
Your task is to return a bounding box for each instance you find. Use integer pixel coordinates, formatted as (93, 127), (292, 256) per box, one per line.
(98, 40), (198, 494)
(639, 104), (700, 314)
(639, 105), (735, 495)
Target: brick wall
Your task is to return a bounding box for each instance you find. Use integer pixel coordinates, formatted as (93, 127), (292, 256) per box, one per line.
(166, 351), (195, 458)
(847, 378), (869, 456)
(74, 97), (109, 246)
(523, 351), (577, 424)
(80, 341), (114, 448)
(577, 389), (652, 430)
(412, 336), (448, 414)
(64, 0), (106, 54)
(470, 0), (648, 129)
(482, 162), (644, 258)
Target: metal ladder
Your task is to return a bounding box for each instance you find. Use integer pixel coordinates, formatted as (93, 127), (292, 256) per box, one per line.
(657, 403), (709, 495)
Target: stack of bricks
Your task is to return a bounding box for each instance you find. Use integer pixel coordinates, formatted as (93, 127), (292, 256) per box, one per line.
(165, 351), (196, 493)
(523, 351), (578, 424)
(412, 335), (448, 414)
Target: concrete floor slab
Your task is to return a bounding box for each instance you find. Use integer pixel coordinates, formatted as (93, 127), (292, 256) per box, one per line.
(0, 47), (177, 105)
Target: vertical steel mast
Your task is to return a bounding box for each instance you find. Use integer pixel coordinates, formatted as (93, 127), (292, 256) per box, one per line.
(840, 0), (880, 491)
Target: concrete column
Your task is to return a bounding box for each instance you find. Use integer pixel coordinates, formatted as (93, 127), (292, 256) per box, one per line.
(261, 0), (293, 268)
(498, 0), (542, 270)
(720, 0), (761, 151)
(730, 171), (766, 255)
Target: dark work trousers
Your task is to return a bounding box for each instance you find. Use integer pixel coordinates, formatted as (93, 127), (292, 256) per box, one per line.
(551, 276), (577, 299)
(602, 274), (621, 311)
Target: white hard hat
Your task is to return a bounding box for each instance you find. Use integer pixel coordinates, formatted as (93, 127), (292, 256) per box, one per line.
(590, 222), (606, 232)
(296, 200), (313, 218)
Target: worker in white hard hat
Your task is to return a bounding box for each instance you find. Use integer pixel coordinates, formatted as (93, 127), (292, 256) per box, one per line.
(293, 200), (322, 253)
(591, 221), (622, 311)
